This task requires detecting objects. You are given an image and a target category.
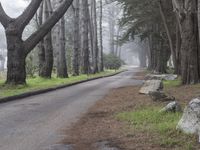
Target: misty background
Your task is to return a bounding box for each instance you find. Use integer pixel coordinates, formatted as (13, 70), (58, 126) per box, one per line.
(0, 0), (141, 70)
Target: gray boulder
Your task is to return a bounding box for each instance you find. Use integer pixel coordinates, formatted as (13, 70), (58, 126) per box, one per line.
(177, 98), (200, 142)
(145, 74), (177, 81)
(139, 80), (163, 94)
(160, 101), (182, 113)
(149, 91), (175, 102)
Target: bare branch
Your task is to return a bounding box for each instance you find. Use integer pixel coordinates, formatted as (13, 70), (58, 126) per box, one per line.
(0, 2), (12, 28)
(24, 0), (73, 54)
(15, 0), (43, 32)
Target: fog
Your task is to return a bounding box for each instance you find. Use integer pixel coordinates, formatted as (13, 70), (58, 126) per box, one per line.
(0, 0), (141, 70)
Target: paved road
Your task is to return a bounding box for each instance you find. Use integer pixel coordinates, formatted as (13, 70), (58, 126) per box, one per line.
(0, 68), (142, 150)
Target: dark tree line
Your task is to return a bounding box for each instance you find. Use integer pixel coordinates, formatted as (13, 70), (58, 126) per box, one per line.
(117, 0), (200, 85)
(0, 0), (106, 85)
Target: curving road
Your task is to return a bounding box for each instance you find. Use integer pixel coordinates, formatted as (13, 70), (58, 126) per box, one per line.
(0, 67), (142, 150)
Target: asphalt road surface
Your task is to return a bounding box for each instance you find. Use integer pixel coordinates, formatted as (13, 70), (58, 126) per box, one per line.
(0, 67), (142, 150)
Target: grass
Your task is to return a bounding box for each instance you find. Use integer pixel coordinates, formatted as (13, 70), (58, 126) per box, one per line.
(116, 107), (197, 149)
(0, 70), (120, 98)
(163, 79), (181, 88)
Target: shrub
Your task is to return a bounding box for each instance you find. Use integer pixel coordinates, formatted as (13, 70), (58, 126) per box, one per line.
(103, 53), (124, 70)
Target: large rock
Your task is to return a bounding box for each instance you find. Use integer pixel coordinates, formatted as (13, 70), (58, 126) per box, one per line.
(139, 80), (163, 94)
(145, 74), (177, 81)
(149, 91), (175, 101)
(160, 101), (182, 113)
(177, 98), (200, 141)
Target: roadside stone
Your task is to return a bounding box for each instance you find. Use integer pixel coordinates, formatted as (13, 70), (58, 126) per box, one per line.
(177, 98), (200, 142)
(145, 74), (177, 81)
(149, 91), (167, 101)
(139, 80), (163, 94)
(149, 91), (175, 102)
(160, 101), (182, 113)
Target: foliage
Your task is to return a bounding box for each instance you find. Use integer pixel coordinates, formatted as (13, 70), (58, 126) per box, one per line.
(116, 107), (196, 149)
(116, 0), (174, 43)
(103, 53), (124, 70)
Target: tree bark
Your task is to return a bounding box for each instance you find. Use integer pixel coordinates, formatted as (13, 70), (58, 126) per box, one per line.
(39, 0), (54, 78)
(72, 0), (80, 76)
(173, 0), (199, 84)
(175, 21), (181, 75)
(99, 0), (104, 72)
(56, 16), (68, 78)
(81, 0), (90, 74)
(6, 35), (26, 84)
(158, 0), (176, 72)
(108, 6), (115, 54)
(91, 0), (99, 73)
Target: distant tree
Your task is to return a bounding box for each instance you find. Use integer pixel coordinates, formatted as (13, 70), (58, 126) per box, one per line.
(104, 53), (123, 70)
(117, 0), (171, 73)
(91, 0), (99, 73)
(99, 0), (104, 72)
(0, 54), (5, 71)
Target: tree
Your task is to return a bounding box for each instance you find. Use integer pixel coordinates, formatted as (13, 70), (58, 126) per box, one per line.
(0, 54), (5, 71)
(172, 0), (199, 84)
(91, 0), (99, 73)
(117, 0), (171, 73)
(72, 0), (80, 76)
(0, 0), (73, 84)
(80, 0), (90, 74)
(99, 0), (104, 71)
(38, 0), (54, 78)
(104, 53), (122, 70)
(56, 16), (68, 78)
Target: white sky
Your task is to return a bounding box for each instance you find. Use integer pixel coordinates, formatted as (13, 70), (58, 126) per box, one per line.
(0, 0), (28, 18)
(0, 0), (29, 49)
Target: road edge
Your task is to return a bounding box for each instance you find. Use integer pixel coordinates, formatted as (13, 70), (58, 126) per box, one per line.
(0, 70), (126, 104)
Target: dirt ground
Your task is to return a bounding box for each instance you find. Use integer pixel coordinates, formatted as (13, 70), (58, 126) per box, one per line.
(62, 72), (200, 150)
(165, 84), (200, 105)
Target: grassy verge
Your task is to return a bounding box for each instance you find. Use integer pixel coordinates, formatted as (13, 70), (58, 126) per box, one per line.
(115, 78), (199, 150)
(163, 79), (181, 88)
(116, 107), (196, 149)
(0, 70), (121, 98)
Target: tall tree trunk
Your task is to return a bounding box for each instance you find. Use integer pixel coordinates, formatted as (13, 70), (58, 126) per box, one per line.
(0, 56), (5, 71)
(99, 0), (104, 71)
(56, 16), (68, 78)
(89, 7), (94, 67)
(173, 0), (199, 84)
(39, 0), (53, 78)
(115, 26), (121, 56)
(138, 48), (147, 68)
(138, 42), (147, 68)
(81, 0), (90, 74)
(158, 0), (177, 72)
(198, 0), (200, 78)
(91, 0), (99, 73)
(175, 21), (181, 75)
(72, 0), (80, 76)
(108, 6), (115, 54)
(6, 35), (27, 84)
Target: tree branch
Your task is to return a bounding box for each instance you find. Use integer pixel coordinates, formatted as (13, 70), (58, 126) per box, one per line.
(15, 0), (43, 32)
(24, 0), (73, 54)
(0, 2), (12, 28)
